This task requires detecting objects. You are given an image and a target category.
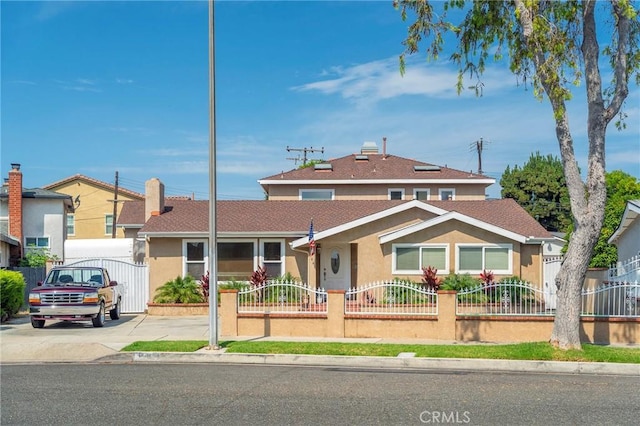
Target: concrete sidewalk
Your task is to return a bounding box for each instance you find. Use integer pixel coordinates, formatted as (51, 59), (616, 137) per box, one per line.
(1, 313), (638, 376)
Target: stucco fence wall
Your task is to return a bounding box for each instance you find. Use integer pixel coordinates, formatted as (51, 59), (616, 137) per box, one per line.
(215, 290), (638, 345)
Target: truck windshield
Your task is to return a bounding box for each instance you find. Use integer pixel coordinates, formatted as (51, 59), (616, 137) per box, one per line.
(45, 269), (104, 286)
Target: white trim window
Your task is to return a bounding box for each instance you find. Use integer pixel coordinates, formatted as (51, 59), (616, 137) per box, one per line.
(261, 240), (284, 279)
(25, 236), (50, 249)
(439, 188), (455, 200)
(389, 188), (405, 200)
(105, 214), (114, 235)
(413, 188), (430, 201)
(392, 244), (449, 274)
(300, 189), (334, 200)
(67, 214), (75, 236)
(183, 240), (209, 279)
(217, 240), (257, 281)
(456, 244), (512, 274)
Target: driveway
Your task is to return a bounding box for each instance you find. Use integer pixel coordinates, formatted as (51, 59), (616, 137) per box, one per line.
(0, 314), (211, 363)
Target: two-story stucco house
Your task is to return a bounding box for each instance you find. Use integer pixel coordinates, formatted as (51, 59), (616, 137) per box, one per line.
(118, 142), (553, 300)
(43, 174), (144, 240)
(0, 164), (73, 266)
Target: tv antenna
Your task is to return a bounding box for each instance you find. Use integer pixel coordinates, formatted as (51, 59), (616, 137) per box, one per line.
(286, 146), (324, 166)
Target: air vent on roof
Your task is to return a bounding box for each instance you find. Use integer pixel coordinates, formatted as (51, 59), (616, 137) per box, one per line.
(414, 165), (441, 172)
(355, 155), (369, 161)
(314, 163), (333, 171)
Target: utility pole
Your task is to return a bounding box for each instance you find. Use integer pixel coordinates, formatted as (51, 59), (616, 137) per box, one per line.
(111, 171), (119, 238)
(470, 138), (490, 175)
(286, 146), (324, 166)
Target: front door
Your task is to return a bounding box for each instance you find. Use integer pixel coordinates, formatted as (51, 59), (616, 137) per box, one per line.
(321, 244), (350, 290)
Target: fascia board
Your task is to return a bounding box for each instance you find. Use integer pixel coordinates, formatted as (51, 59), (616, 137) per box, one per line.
(379, 211), (527, 244)
(258, 178), (495, 185)
(608, 201), (640, 244)
(290, 200), (448, 248)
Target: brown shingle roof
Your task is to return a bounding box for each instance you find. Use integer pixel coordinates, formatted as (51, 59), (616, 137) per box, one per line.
(259, 154), (492, 183)
(120, 198), (551, 239)
(43, 174), (144, 199)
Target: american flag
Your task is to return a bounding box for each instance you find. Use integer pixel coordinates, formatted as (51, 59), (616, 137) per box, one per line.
(308, 220), (316, 256)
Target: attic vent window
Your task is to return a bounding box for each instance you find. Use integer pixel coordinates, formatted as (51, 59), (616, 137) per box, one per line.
(314, 163), (333, 171)
(414, 165), (441, 172)
(355, 155), (369, 161)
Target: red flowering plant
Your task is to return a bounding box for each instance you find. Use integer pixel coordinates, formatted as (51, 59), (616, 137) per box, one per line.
(200, 271), (210, 299)
(479, 269), (494, 285)
(480, 269), (496, 302)
(250, 266), (268, 287)
(421, 266), (441, 291)
(250, 266), (268, 303)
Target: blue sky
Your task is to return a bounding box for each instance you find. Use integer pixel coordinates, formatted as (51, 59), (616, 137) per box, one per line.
(2, 1), (638, 200)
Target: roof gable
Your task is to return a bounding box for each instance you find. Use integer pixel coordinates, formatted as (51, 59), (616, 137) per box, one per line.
(43, 174), (144, 200)
(378, 211), (529, 244)
(608, 199), (640, 244)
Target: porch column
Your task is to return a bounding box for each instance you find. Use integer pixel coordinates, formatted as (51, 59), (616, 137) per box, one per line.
(307, 255), (318, 288)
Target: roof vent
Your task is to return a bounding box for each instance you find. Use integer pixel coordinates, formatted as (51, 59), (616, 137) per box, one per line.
(360, 141), (379, 155)
(314, 163), (333, 171)
(414, 165), (441, 172)
(355, 155), (369, 161)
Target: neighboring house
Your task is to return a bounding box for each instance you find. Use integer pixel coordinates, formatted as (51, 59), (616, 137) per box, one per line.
(608, 200), (640, 262)
(119, 143), (553, 299)
(259, 141), (494, 201)
(43, 174), (144, 239)
(0, 164), (73, 266)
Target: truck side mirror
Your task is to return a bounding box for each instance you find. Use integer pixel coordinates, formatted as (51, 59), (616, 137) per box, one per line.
(109, 281), (118, 287)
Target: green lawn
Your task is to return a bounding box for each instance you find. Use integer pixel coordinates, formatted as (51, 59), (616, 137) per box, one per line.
(120, 340), (640, 364)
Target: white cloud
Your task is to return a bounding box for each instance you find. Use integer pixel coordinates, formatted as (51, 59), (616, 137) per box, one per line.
(292, 57), (517, 105)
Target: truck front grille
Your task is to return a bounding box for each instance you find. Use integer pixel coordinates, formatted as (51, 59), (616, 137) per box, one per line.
(40, 293), (84, 304)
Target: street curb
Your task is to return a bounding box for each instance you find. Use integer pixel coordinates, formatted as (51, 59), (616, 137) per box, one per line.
(97, 352), (640, 376)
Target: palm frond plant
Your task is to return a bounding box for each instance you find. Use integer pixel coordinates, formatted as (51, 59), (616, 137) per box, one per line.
(153, 275), (206, 304)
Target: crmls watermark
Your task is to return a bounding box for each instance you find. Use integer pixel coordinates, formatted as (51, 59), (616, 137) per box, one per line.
(419, 411), (471, 424)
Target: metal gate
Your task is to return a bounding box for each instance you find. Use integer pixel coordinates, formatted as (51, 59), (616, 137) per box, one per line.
(64, 259), (149, 313)
(543, 256), (562, 310)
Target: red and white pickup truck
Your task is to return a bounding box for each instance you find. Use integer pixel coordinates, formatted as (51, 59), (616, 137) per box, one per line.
(28, 266), (123, 328)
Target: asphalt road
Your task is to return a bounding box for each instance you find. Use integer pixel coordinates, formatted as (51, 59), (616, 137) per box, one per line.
(2, 363), (639, 426)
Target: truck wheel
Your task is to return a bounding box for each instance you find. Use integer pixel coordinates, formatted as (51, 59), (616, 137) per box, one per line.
(109, 299), (121, 320)
(92, 303), (105, 327)
(31, 318), (45, 328)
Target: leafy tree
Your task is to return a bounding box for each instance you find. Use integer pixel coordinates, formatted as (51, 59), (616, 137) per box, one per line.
(395, 0), (639, 349)
(153, 276), (205, 304)
(567, 170), (640, 267)
(500, 152), (572, 232)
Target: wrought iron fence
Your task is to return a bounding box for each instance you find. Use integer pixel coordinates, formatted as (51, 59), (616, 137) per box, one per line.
(581, 281), (640, 318)
(237, 280), (327, 314)
(456, 280), (554, 316)
(345, 281), (438, 316)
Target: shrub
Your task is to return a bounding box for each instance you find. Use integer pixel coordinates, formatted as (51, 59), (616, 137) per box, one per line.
(153, 275), (205, 304)
(440, 273), (482, 291)
(0, 270), (26, 320)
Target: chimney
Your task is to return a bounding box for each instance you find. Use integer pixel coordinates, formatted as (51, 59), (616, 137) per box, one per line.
(382, 136), (387, 157)
(145, 178), (165, 220)
(8, 163), (23, 252)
